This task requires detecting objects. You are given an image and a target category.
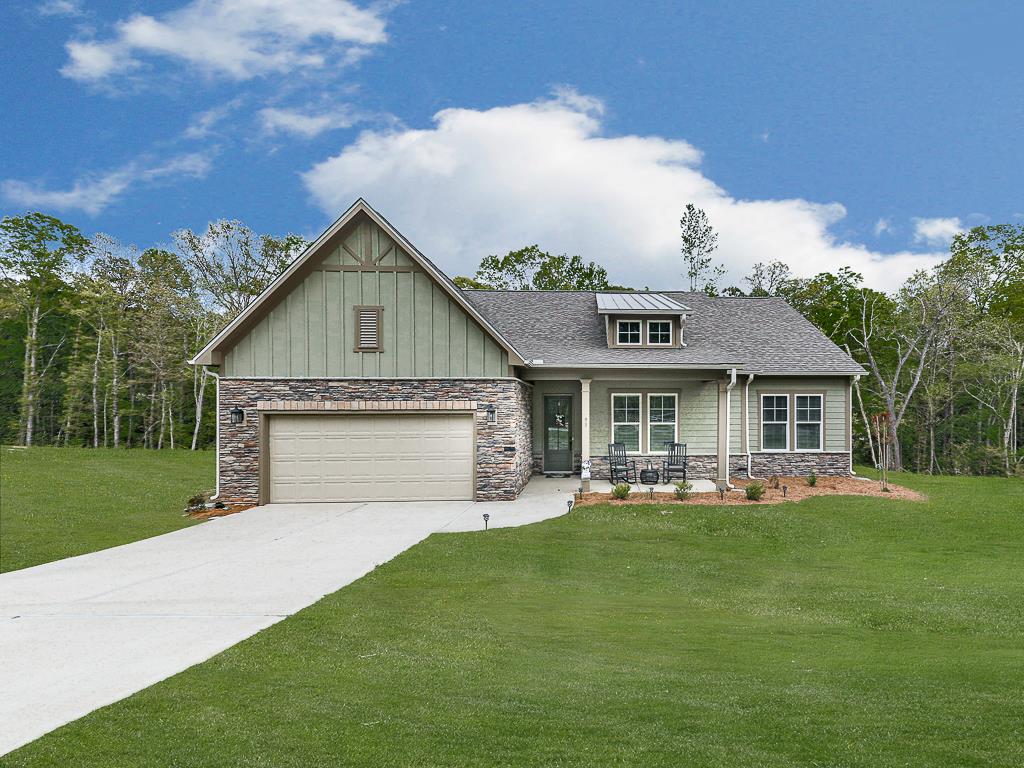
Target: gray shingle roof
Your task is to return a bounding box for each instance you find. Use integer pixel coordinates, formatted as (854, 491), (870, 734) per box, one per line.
(463, 290), (866, 374)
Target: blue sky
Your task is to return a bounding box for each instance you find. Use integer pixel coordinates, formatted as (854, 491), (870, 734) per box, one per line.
(2, 0), (1021, 289)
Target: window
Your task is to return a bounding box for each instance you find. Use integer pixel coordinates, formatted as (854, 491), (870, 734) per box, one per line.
(647, 394), (677, 452)
(617, 320), (641, 345)
(795, 394), (823, 451)
(647, 320), (672, 345)
(761, 394), (789, 451)
(355, 305), (383, 351)
(612, 394), (641, 451)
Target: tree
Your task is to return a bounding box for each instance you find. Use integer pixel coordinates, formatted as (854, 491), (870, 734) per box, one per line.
(744, 261), (793, 297)
(174, 221), (306, 320)
(0, 213), (88, 445)
(457, 245), (625, 291)
(679, 203), (724, 294)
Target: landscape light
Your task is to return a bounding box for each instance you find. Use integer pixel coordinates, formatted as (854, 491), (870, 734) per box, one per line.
(567, 499), (574, 513)
(482, 513), (490, 530)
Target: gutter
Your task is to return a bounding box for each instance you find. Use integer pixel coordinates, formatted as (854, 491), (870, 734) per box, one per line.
(204, 366), (221, 500)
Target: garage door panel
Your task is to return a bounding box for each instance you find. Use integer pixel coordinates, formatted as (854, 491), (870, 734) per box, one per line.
(268, 413), (474, 503)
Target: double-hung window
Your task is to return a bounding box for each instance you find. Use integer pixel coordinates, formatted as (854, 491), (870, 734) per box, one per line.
(795, 394), (823, 451)
(612, 394), (641, 451)
(647, 394), (677, 452)
(761, 394), (789, 451)
(647, 320), (672, 345)
(617, 320), (641, 345)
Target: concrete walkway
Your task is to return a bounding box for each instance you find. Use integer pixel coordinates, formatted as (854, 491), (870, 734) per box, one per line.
(0, 479), (571, 756)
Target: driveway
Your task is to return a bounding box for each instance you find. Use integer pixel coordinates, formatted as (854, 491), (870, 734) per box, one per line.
(0, 477), (573, 756)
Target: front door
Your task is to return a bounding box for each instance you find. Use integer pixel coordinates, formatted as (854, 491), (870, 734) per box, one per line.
(543, 395), (573, 473)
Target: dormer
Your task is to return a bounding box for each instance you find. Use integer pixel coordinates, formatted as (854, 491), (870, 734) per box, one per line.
(597, 293), (691, 349)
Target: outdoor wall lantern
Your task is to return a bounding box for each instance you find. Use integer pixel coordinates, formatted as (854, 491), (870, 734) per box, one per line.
(484, 404), (497, 424)
(229, 407), (245, 425)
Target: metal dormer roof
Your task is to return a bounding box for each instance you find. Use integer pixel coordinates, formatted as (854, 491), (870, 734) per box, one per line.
(595, 292), (691, 315)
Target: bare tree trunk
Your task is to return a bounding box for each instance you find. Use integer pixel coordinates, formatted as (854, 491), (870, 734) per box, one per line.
(157, 383), (167, 450)
(851, 374), (877, 467)
(91, 326), (102, 448)
(191, 366), (207, 450)
(21, 302), (40, 446)
(168, 384), (176, 450)
(145, 382), (158, 449)
(111, 334), (121, 448)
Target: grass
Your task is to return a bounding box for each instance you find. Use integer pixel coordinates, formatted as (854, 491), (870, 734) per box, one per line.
(3, 470), (1024, 766)
(0, 446), (214, 573)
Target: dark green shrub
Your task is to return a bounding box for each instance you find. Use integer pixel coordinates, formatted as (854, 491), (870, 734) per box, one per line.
(674, 481), (692, 500)
(807, 472), (817, 487)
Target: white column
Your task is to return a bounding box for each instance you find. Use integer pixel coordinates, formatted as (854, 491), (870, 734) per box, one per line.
(580, 378), (591, 492)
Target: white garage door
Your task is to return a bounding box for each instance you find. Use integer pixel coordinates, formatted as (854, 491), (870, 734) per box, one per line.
(267, 413), (475, 503)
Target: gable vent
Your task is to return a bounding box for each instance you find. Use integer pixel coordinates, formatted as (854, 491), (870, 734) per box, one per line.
(355, 306), (382, 351)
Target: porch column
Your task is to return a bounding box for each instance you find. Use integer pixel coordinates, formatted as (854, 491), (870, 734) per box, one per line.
(580, 378), (591, 492)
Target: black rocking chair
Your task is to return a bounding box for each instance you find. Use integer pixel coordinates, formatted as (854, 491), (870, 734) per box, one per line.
(607, 442), (638, 485)
(661, 442), (688, 484)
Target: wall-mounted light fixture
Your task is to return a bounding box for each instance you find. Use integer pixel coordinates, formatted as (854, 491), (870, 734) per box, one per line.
(483, 404), (497, 424)
(229, 407), (245, 425)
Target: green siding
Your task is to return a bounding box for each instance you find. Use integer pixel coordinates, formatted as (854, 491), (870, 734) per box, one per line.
(748, 377), (848, 452)
(221, 220), (509, 378)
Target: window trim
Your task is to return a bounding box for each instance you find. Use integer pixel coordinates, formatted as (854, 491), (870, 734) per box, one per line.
(646, 392), (678, 453)
(794, 393), (825, 452)
(611, 392), (642, 453)
(353, 304), (384, 352)
(616, 319), (643, 346)
(646, 320), (673, 346)
(760, 393), (790, 452)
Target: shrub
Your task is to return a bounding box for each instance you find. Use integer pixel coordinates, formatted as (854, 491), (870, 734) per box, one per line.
(674, 481), (692, 500)
(768, 474), (780, 489)
(807, 472), (817, 487)
(186, 492), (209, 511)
(745, 481), (765, 501)
(611, 483), (631, 500)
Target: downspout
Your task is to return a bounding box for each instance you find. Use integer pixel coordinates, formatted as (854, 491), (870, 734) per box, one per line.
(724, 367), (737, 489)
(744, 373), (761, 480)
(204, 366), (221, 500)
(850, 374), (860, 476)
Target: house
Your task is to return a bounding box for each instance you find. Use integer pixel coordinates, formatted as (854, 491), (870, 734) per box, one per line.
(191, 199), (866, 504)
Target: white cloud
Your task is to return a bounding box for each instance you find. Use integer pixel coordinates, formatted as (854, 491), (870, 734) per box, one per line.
(2, 152), (212, 216)
(184, 98), (245, 139)
(874, 217), (893, 236)
(912, 216), (962, 247)
(259, 106), (358, 138)
(302, 90), (944, 291)
(61, 0), (388, 83)
(38, 0), (83, 17)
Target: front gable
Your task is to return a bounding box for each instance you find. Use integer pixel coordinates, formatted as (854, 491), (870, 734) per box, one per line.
(194, 201), (516, 378)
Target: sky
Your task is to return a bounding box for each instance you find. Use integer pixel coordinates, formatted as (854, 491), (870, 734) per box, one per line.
(2, 0), (1022, 291)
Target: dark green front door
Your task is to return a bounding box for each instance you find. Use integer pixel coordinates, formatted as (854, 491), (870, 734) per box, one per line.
(543, 395), (573, 473)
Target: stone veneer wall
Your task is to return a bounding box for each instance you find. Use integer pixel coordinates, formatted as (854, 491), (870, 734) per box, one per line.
(572, 452), (850, 481)
(218, 378), (532, 503)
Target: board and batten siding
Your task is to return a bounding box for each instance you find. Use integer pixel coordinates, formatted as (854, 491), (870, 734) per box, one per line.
(746, 377), (848, 452)
(222, 220), (509, 378)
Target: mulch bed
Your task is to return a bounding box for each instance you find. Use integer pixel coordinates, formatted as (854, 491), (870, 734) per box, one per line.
(575, 475), (924, 507)
(186, 503), (254, 520)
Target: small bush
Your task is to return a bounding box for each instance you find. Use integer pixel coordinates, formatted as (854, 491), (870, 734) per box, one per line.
(186, 492), (209, 511)
(768, 474), (780, 489)
(611, 483), (631, 500)
(807, 472), (817, 487)
(745, 481), (765, 501)
(674, 481), (692, 500)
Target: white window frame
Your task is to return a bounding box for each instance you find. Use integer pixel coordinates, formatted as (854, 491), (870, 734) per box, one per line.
(611, 393), (642, 453)
(760, 393), (790, 452)
(616, 319), (642, 346)
(646, 393), (678, 453)
(646, 319), (673, 346)
(794, 393), (824, 452)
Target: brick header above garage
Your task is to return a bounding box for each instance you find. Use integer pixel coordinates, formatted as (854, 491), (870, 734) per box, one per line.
(256, 399), (479, 411)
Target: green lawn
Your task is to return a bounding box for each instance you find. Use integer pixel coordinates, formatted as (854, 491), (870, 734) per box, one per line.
(4, 471), (1024, 766)
(0, 447), (214, 573)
